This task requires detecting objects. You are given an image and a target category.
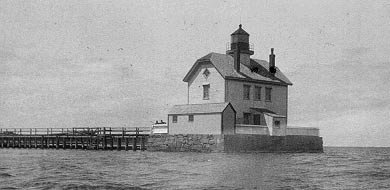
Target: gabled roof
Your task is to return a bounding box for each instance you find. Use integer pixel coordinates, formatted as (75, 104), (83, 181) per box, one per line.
(168, 102), (235, 115)
(183, 53), (292, 85)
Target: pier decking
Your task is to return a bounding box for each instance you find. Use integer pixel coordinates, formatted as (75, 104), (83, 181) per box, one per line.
(0, 127), (149, 151)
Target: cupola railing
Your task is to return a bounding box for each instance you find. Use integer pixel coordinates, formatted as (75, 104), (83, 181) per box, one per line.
(226, 43), (254, 52)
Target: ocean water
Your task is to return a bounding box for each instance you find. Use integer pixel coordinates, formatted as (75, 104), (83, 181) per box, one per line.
(0, 147), (389, 190)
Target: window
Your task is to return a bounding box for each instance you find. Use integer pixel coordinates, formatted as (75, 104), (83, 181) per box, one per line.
(172, 115), (178, 123)
(274, 121), (280, 128)
(265, 87), (272, 101)
(253, 114), (261, 125)
(188, 115), (194, 122)
(243, 85), (251, 100)
(203, 84), (210, 99)
(243, 113), (251, 124)
(203, 68), (210, 78)
(254, 86), (261, 100)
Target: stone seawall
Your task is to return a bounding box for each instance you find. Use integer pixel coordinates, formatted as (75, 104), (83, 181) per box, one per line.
(147, 134), (224, 152)
(146, 134), (323, 153)
(224, 135), (323, 152)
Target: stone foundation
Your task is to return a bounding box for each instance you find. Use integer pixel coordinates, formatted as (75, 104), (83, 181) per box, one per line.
(224, 134), (323, 152)
(146, 134), (224, 152)
(146, 134), (323, 153)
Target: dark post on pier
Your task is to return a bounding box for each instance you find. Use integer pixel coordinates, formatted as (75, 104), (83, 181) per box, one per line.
(0, 127), (150, 151)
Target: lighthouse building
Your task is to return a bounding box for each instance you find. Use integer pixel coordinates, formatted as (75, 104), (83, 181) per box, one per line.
(168, 25), (308, 136)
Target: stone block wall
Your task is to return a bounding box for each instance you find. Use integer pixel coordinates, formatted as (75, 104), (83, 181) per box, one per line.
(146, 134), (224, 152)
(146, 134), (323, 153)
(283, 135), (323, 152)
(223, 134), (323, 152)
(224, 134), (273, 152)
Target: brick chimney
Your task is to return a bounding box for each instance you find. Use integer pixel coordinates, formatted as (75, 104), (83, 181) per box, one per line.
(269, 48), (276, 74)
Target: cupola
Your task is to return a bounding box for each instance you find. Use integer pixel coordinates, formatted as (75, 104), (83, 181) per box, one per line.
(226, 24), (254, 71)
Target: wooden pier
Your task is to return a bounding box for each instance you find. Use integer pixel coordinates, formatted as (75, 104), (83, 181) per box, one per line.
(0, 127), (149, 151)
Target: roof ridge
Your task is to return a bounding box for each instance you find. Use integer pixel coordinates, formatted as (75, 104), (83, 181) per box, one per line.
(197, 52), (214, 60)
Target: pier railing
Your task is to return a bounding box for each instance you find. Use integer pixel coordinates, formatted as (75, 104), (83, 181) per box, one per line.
(0, 127), (150, 151)
(0, 127), (150, 136)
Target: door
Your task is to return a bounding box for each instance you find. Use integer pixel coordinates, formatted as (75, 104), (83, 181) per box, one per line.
(253, 114), (261, 125)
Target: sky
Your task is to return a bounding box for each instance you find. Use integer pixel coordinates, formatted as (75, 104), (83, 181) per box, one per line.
(1, 0), (390, 147)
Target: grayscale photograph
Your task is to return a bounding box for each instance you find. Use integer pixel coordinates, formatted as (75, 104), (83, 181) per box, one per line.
(0, 0), (389, 189)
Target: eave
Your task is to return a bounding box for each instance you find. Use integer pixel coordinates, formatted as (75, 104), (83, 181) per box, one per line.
(225, 76), (292, 86)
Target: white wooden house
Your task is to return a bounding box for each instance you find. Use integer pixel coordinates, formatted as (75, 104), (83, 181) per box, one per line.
(168, 103), (235, 135)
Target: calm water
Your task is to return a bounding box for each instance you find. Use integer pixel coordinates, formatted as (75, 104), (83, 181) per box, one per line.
(0, 147), (389, 190)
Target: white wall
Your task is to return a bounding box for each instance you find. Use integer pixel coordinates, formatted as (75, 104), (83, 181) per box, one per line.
(235, 124), (269, 135)
(188, 63), (225, 104)
(168, 113), (222, 134)
(272, 117), (287, 136)
(264, 114), (273, 135)
(264, 115), (287, 136)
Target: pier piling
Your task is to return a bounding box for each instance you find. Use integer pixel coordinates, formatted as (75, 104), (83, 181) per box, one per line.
(125, 138), (129, 151)
(0, 127), (149, 151)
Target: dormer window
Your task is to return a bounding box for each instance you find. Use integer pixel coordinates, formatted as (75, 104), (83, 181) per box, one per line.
(203, 68), (210, 78)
